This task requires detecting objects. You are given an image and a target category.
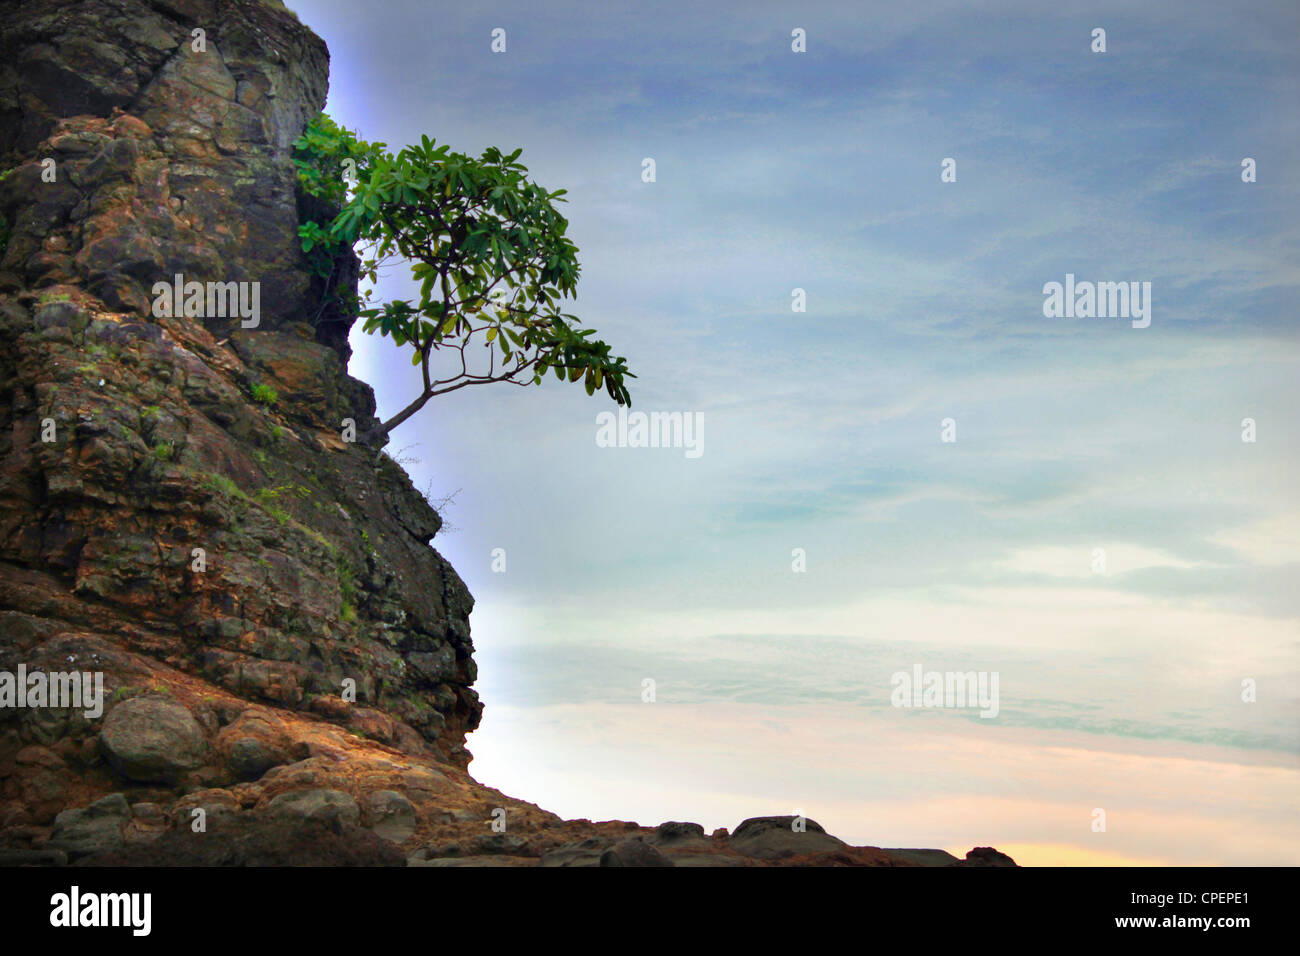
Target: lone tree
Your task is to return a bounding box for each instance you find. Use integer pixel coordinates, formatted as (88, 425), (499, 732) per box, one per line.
(293, 114), (633, 444)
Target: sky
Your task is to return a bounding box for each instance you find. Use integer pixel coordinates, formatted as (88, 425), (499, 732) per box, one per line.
(288, 0), (1300, 865)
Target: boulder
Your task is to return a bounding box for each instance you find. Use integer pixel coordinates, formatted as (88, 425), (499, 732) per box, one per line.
(650, 820), (708, 845)
(99, 697), (207, 784)
(963, 846), (1018, 867)
(226, 737), (282, 780)
(729, 815), (846, 860)
(48, 793), (131, 860)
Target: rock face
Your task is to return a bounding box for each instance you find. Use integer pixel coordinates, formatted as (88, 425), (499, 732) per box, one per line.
(0, 0), (343, 348)
(0, 0), (481, 786)
(0, 0), (1016, 868)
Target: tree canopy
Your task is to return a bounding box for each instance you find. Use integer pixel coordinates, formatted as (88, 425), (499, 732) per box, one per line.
(293, 114), (634, 442)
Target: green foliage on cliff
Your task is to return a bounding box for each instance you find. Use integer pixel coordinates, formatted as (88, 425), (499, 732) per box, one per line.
(250, 383), (279, 406)
(292, 113), (633, 441)
(292, 114), (384, 281)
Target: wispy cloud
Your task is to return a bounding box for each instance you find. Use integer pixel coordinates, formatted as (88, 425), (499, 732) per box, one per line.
(296, 0), (1300, 862)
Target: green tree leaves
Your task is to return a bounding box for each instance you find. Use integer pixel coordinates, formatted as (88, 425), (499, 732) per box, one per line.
(292, 114), (633, 441)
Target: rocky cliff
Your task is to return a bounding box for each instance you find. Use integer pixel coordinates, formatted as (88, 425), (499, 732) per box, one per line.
(0, 0), (1012, 866)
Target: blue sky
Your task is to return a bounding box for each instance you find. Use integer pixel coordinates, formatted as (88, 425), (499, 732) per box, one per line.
(290, 0), (1299, 864)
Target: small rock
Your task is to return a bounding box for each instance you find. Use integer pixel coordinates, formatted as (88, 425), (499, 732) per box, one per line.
(472, 833), (530, 856)
(263, 788), (360, 826)
(130, 802), (166, 823)
(172, 788), (241, 828)
(48, 793), (131, 860)
(361, 790), (416, 843)
(226, 737), (281, 781)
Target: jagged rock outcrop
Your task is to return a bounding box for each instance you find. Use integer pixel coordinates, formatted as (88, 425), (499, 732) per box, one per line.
(0, 0), (341, 345)
(0, 0), (1015, 867)
(0, 0), (481, 834)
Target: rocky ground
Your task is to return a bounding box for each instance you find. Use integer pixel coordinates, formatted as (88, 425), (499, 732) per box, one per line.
(0, 0), (1014, 867)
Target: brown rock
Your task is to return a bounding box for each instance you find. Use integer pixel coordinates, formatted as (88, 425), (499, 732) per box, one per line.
(98, 697), (208, 784)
